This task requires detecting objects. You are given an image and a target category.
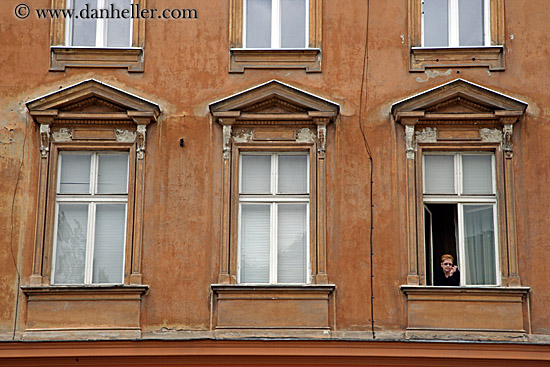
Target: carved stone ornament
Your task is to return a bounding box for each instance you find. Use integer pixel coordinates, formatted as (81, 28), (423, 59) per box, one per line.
(480, 128), (503, 143)
(232, 128), (253, 143)
(405, 125), (416, 160)
(295, 128), (315, 143)
(317, 125), (327, 156)
(136, 125), (146, 160)
(116, 129), (137, 143)
(52, 127), (73, 142)
(39, 124), (50, 158)
(223, 125), (232, 160)
(503, 124), (513, 158)
(415, 127), (437, 143)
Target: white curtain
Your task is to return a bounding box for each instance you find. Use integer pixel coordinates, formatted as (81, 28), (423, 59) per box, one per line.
(278, 155), (308, 193)
(424, 155), (455, 194)
(240, 204), (271, 283)
(281, 0), (307, 48)
(97, 153), (129, 194)
(93, 204), (126, 283)
(59, 153), (91, 194)
(54, 204), (88, 284)
(463, 204), (496, 285)
(241, 155), (271, 193)
(106, 0), (132, 47)
(277, 204), (307, 283)
(462, 155), (492, 194)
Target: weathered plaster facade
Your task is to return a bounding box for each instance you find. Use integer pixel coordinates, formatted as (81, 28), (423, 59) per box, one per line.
(1, 0), (550, 365)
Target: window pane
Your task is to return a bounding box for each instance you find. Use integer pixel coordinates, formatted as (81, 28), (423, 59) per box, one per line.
(59, 153), (92, 194)
(72, 0), (97, 46)
(93, 204), (126, 283)
(424, 155), (455, 194)
(463, 205), (496, 285)
(240, 204), (271, 283)
(106, 0), (132, 47)
(54, 204), (88, 284)
(278, 155), (308, 193)
(462, 155), (493, 194)
(241, 155), (271, 193)
(423, 0), (448, 47)
(459, 0), (484, 46)
(246, 0), (272, 47)
(277, 204), (307, 283)
(97, 153), (129, 194)
(281, 0), (307, 48)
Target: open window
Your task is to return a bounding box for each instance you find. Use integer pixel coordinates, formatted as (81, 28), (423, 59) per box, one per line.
(22, 79), (159, 337)
(209, 80), (338, 332)
(49, 0), (145, 72)
(229, 0), (322, 72)
(408, 0), (505, 71)
(393, 79), (530, 340)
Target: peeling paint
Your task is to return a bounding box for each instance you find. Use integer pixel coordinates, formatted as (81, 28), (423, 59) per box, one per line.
(400, 34), (405, 44)
(416, 69), (452, 83)
(510, 34), (515, 40)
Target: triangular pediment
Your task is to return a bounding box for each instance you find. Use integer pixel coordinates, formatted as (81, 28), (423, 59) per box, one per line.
(392, 79), (527, 122)
(209, 80), (339, 122)
(27, 79), (160, 124)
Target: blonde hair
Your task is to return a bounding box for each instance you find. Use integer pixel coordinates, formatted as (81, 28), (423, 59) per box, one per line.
(440, 254), (454, 263)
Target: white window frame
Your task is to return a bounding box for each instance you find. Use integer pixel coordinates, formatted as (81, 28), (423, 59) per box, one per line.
(242, 0), (310, 49)
(65, 0), (133, 47)
(51, 151), (129, 285)
(237, 152), (311, 284)
(421, 0), (491, 47)
(422, 152), (500, 286)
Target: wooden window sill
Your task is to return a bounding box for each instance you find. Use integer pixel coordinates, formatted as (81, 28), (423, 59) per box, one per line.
(229, 48), (321, 73)
(50, 47), (144, 72)
(410, 46), (504, 72)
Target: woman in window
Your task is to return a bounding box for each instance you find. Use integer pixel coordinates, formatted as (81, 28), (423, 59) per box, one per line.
(434, 254), (460, 286)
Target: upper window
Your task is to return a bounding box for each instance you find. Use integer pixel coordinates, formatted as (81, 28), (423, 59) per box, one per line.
(66, 0), (132, 47)
(423, 152), (499, 286)
(422, 0), (490, 47)
(228, 0), (321, 72)
(239, 153), (309, 284)
(244, 0), (308, 48)
(49, 0), (145, 72)
(53, 151), (129, 284)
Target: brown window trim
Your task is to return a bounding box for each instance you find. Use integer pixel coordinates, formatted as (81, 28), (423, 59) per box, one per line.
(49, 0), (146, 72)
(228, 0), (322, 73)
(408, 0), (506, 72)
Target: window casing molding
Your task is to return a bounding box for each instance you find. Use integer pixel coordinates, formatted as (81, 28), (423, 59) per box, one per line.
(49, 0), (145, 72)
(408, 0), (505, 71)
(26, 79), (160, 288)
(229, 0), (322, 73)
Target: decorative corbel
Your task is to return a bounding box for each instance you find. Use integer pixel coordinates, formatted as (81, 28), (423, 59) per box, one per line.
(39, 124), (50, 158)
(317, 125), (327, 157)
(222, 125), (232, 160)
(503, 124), (513, 159)
(405, 125), (416, 160)
(136, 125), (147, 160)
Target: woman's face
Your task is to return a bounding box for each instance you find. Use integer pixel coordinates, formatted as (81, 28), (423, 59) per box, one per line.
(441, 259), (453, 273)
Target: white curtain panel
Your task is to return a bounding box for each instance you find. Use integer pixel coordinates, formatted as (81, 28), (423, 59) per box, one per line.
(277, 204), (307, 283)
(246, 0), (272, 47)
(97, 153), (129, 194)
(462, 155), (492, 194)
(93, 204), (126, 283)
(424, 155), (455, 194)
(59, 153), (92, 194)
(106, 0), (132, 47)
(278, 155), (307, 193)
(54, 204), (88, 284)
(281, 0), (307, 48)
(241, 155), (271, 193)
(459, 0), (485, 46)
(240, 204), (271, 283)
(463, 204), (496, 285)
